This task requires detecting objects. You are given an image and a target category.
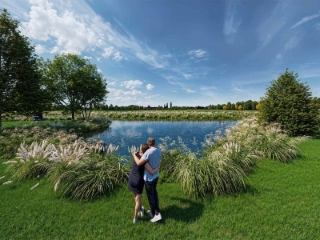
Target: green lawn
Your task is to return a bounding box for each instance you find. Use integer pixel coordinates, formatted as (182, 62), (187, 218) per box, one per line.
(0, 139), (319, 239)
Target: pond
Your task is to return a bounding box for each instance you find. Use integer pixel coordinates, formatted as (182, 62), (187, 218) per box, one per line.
(92, 120), (237, 156)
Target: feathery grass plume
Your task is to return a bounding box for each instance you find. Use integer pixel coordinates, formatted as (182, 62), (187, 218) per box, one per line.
(48, 141), (89, 163)
(52, 154), (130, 200)
(128, 145), (139, 155)
(3, 180), (12, 185)
(221, 117), (306, 163)
(158, 136), (176, 153)
(0, 176), (5, 180)
(106, 143), (119, 154)
(2, 160), (17, 164)
(30, 183), (39, 190)
(9, 140), (56, 180)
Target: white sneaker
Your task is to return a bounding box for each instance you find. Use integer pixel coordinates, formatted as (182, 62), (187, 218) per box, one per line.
(150, 213), (162, 222)
(147, 210), (153, 219)
(140, 206), (145, 217)
(133, 218), (138, 224)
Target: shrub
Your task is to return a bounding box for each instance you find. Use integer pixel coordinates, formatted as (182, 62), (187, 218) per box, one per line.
(259, 69), (319, 137)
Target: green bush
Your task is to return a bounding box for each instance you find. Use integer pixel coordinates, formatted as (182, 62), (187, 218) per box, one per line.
(259, 69), (319, 137)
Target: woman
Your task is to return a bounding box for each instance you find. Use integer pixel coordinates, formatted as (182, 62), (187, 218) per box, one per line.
(128, 143), (159, 223)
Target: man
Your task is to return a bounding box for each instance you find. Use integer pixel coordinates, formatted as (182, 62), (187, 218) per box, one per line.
(133, 137), (162, 222)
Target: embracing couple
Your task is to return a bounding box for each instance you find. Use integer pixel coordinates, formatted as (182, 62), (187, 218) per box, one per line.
(128, 137), (162, 223)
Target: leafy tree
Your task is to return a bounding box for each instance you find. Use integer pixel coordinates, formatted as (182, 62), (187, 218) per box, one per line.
(40, 54), (108, 120)
(259, 69), (319, 136)
(237, 105), (243, 110)
(256, 103), (261, 110)
(223, 105), (227, 110)
(226, 102), (232, 110)
(0, 9), (45, 128)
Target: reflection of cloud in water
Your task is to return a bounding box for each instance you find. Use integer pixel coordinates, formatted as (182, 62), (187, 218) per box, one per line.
(125, 128), (142, 138)
(147, 127), (154, 135)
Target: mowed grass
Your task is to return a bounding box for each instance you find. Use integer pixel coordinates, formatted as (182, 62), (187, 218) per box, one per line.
(0, 139), (319, 240)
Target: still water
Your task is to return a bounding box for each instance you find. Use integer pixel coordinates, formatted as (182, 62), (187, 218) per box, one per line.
(93, 120), (237, 156)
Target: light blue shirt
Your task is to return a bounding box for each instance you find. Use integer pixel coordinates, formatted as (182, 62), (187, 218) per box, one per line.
(142, 147), (161, 181)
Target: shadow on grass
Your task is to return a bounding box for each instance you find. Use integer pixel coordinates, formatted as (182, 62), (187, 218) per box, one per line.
(160, 197), (204, 224)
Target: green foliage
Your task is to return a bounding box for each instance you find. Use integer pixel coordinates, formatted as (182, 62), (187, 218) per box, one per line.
(259, 69), (319, 136)
(39, 54), (108, 120)
(0, 9), (44, 128)
(51, 154), (130, 200)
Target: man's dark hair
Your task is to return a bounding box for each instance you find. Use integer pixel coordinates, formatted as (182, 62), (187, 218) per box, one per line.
(147, 137), (155, 146)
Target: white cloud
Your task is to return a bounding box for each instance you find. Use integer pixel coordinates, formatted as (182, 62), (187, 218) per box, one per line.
(223, 0), (241, 44)
(276, 54), (282, 59)
(183, 74), (193, 80)
(146, 84), (154, 90)
(107, 88), (145, 103)
(112, 52), (123, 61)
(188, 49), (206, 58)
(284, 35), (301, 50)
(34, 44), (46, 54)
(108, 81), (117, 86)
(291, 11), (320, 29)
(84, 56), (92, 60)
(102, 47), (114, 58)
(12, 0), (168, 67)
(185, 89), (196, 93)
(121, 80), (143, 89)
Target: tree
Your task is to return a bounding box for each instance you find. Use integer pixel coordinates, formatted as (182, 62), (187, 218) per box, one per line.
(0, 9), (44, 128)
(226, 102), (232, 110)
(259, 69), (319, 136)
(40, 54), (108, 120)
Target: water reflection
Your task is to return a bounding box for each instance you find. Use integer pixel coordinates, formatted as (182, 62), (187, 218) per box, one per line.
(92, 120), (236, 156)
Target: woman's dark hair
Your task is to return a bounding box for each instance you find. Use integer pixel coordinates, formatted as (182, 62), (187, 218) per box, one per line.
(141, 143), (149, 153)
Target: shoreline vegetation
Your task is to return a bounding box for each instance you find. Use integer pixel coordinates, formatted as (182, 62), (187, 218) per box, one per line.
(1, 112), (319, 238)
(2, 110), (258, 123)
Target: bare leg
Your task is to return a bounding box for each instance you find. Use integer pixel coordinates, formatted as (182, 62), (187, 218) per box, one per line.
(134, 193), (142, 219)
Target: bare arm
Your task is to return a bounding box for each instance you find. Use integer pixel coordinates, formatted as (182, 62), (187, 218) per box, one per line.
(133, 152), (147, 166)
(144, 162), (159, 175)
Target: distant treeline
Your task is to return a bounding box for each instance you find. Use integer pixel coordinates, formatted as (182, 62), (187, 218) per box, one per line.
(66, 100), (260, 111)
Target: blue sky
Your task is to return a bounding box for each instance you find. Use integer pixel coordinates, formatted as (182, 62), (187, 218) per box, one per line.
(2, 0), (320, 107)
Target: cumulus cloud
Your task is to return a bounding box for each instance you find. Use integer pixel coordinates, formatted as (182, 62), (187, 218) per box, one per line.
(113, 52), (123, 61)
(13, 0), (168, 67)
(102, 47), (114, 58)
(146, 84), (154, 90)
(121, 80), (143, 89)
(107, 88), (145, 103)
(34, 44), (46, 54)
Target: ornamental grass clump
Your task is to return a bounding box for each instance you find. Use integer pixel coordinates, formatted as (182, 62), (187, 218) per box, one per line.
(52, 154), (129, 200)
(224, 117), (306, 163)
(175, 150), (247, 199)
(8, 140), (55, 180)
